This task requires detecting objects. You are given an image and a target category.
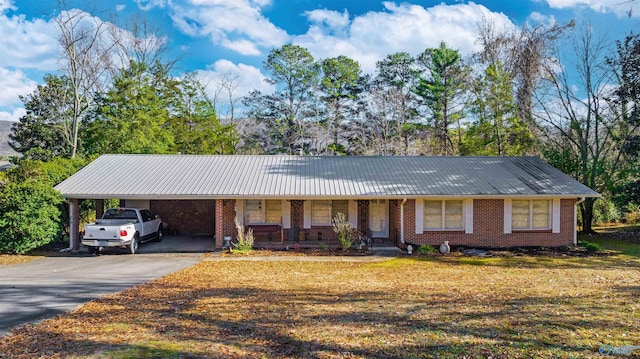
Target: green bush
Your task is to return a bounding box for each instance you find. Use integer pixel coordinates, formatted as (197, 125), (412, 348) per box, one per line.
(578, 239), (601, 253)
(417, 244), (437, 254)
(332, 212), (356, 251)
(0, 181), (62, 253)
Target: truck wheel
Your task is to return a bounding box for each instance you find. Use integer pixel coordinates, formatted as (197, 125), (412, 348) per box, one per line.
(129, 234), (139, 254)
(88, 246), (98, 255)
(155, 227), (163, 242)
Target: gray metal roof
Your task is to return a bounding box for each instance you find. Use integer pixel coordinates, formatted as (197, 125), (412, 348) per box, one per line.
(54, 154), (600, 199)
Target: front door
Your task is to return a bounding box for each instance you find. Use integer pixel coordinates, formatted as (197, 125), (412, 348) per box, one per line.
(369, 200), (389, 238)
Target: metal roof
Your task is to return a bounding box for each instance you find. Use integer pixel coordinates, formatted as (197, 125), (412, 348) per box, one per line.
(54, 154), (600, 199)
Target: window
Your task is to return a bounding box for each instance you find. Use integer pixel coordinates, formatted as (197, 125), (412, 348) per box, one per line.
(141, 210), (155, 222)
(103, 209), (138, 221)
(245, 199), (282, 224)
(331, 200), (349, 219)
(512, 200), (550, 230)
(312, 200), (349, 226)
(264, 200), (282, 223)
(423, 200), (463, 230)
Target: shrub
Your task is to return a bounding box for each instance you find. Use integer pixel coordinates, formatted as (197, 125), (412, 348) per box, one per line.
(332, 212), (355, 251)
(232, 218), (254, 253)
(0, 181), (62, 254)
(578, 239), (601, 253)
(417, 244), (436, 254)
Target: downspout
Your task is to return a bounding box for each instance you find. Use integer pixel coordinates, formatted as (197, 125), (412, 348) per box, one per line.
(400, 198), (407, 244)
(574, 197), (586, 246)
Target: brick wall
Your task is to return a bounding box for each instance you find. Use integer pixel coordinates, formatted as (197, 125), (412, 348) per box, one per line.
(401, 199), (575, 247)
(150, 200), (215, 236)
(357, 200), (370, 236)
(290, 200), (304, 229)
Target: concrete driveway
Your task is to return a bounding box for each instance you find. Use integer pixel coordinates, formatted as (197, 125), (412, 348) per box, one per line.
(0, 253), (201, 337)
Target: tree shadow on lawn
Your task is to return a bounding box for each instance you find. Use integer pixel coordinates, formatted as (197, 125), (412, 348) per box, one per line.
(406, 254), (640, 270)
(0, 282), (632, 358)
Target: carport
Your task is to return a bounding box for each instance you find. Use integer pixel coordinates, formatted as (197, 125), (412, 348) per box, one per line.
(54, 155), (238, 252)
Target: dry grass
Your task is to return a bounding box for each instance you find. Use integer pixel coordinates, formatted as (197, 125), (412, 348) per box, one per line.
(0, 254), (41, 266)
(1, 253), (639, 358)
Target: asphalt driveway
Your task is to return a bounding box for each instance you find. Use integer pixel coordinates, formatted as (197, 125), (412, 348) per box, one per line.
(0, 253), (201, 336)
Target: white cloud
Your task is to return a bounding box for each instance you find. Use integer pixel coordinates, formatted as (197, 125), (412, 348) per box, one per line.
(0, 0), (15, 12)
(304, 9), (350, 36)
(170, 0), (290, 56)
(0, 7), (60, 71)
(0, 107), (25, 122)
(543, 0), (640, 17)
(528, 11), (557, 26)
(195, 59), (274, 118)
(116, 4), (126, 12)
(293, 2), (516, 73)
(0, 67), (37, 106)
(134, 0), (171, 11)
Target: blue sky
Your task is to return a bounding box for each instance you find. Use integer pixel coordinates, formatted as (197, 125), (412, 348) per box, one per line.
(0, 0), (638, 121)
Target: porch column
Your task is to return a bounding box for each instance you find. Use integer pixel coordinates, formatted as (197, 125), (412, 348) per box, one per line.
(357, 200), (370, 236)
(289, 200), (304, 241)
(95, 199), (104, 219)
(223, 199), (236, 239)
(215, 199), (224, 249)
(69, 199), (80, 251)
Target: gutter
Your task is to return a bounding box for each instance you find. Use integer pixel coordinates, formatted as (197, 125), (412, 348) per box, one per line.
(400, 198), (407, 244)
(574, 197), (586, 246)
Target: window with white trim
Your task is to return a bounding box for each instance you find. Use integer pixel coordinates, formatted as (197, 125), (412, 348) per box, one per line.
(512, 200), (550, 230)
(424, 200), (463, 230)
(245, 199), (281, 224)
(312, 200), (349, 226)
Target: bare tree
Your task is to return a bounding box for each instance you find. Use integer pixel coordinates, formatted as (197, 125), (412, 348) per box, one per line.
(476, 20), (573, 126)
(108, 13), (177, 74)
(54, 0), (119, 158)
(210, 72), (241, 123)
(534, 23), (639, 232)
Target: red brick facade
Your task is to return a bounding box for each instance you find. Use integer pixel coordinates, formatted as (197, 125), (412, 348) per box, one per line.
(401, 199), (575, 247)
(115, 197), (578, 249)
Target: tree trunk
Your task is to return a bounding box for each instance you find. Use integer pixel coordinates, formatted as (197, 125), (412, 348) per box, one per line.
(580, 198), (596, 234)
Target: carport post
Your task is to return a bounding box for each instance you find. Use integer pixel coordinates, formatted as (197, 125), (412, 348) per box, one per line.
(215, 199), (224, 248)
(215, 199), (224, 249)
(69, 199), (80, 251)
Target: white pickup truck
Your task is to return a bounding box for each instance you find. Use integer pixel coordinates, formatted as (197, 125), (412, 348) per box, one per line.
(82, 208), (163, 254)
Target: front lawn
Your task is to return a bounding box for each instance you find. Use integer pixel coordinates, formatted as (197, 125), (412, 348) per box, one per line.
(1, 251), (639, 358)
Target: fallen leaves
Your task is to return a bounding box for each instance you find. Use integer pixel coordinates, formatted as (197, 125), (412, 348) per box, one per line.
(0, 254), (42, 266)
(0, 256), (639, 358)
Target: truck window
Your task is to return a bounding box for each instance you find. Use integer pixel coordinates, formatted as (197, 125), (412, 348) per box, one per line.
(141, 210), (154, 222)
(103, 209), (138, 221)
